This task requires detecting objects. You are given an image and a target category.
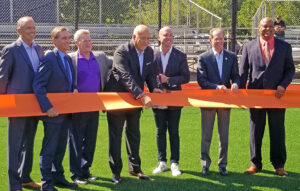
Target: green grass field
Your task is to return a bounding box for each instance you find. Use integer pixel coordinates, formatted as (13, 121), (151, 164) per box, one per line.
(1, 107), (300, 191)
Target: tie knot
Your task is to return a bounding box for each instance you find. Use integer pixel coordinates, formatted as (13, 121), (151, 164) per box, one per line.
(264, 41), (269, 47)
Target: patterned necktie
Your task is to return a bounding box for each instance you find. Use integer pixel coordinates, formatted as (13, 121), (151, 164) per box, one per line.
(63, 56), (72, 91)
(263, 41), (271, 65)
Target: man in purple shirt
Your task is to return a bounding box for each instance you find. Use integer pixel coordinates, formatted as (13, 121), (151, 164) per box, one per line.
(68, 29), (112, 184)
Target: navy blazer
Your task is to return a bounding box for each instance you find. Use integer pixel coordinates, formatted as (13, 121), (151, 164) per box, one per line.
(239, 38), (294, 89)
(33, 48), (76, 113)
(0, 39), (44, 94)
(197, 49), (240, 89)
(153, 47), (190, 91)
(105, 41), (157, 98)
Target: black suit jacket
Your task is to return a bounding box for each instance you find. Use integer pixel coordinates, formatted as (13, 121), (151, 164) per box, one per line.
(153, 47), (190, 91)
(197, 49), (240, 89)
(33, 48), (76, 113)
(239, 38), (294, 89)
(105, 41), (157, 98)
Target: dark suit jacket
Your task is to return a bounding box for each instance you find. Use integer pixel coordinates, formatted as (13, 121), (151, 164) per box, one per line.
(239, 38), (294, 89)
(0, 39), (44, 94)
(33, 48), (76, 113)
(197, 49), (240, 89)
(105, 41), (157, 98)
(69, 51), (112, 91)
(153, 47), (190, 91)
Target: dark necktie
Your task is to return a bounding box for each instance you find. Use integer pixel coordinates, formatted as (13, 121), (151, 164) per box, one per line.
(63, 56), (72, 91)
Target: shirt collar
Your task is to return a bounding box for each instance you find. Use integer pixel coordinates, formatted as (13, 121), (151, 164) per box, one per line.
(57, 49), (66, 58)
(212, 48), (223, 56)
(160, 46), (173, 56)
(19, 37), (34, 49)
(135, 48), (144, 56)
(77, 51), (94, 60)
(259, 37), (275, 46)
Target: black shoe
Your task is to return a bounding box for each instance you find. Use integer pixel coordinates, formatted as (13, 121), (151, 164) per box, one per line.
(73, 177), (88, 185)
(54, 178), (78, 188)
(201, 167), (209, 176)
(86, 174), (98, 181)
(129, 171), (150, 180)
(112, 174), (121, 184)
(219, 167), (228, 176)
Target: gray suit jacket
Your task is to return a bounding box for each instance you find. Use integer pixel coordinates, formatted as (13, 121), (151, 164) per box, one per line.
(69, 51), (112, 91)
(239, 38), (294, 89)
(197, 49), (240, 89)
(0, 39), (44, 94)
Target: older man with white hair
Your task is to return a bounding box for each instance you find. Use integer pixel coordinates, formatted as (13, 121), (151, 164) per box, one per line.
(68, 29), (112, 185)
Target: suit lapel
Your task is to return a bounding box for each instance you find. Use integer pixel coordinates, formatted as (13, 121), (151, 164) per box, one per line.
(254, 38), (265, 67)
(165, 49), (175, 75)
(95, 53), (106, 91)
(154, 48), (163, 74)
(16, 40), (34, 71)
(33, 44), (44, 59)
(129, 43), (141, 77)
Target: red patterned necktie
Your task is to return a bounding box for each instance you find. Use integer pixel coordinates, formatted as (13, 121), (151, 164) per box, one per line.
(263, 41), (271, 65)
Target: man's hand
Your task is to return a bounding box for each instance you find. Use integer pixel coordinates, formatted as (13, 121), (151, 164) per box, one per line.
(159, 73), (168, 83)
(153, 88), (163, 93)
(275, 85), (286, 99)
(231, 83), (239, 93)
(141, 95), (154, 109)
(217, 85), (228, 92)
(46, 107), (59, 117)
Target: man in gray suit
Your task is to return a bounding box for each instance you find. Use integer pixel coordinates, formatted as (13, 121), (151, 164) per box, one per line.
(152, 26), (190, 176)
(0, 16), (43, 191)
(197, 28), (240, 176)
(68, 29), (112, 184)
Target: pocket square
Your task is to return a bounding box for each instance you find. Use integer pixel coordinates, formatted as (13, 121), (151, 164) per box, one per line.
(145, 62), (151, 66)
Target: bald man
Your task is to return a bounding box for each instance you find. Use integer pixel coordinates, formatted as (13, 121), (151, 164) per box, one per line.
(0, 16), (44, 191)
(152, 26), (189, 176)
(105, 25), (162, 183)
(240, 17), (294, 176)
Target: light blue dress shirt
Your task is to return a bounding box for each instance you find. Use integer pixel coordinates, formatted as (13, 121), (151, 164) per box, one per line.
(136, 48), (144, 76)
(21, 38), (40, 73)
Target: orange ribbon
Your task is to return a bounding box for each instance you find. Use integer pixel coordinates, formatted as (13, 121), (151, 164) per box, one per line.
(1, 83), (300, 117)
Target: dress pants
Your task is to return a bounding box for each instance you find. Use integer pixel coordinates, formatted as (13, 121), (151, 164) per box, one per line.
(200, 108), (230, 168)
(107, 109), (142, 176)
(51, 114), (72, 182)
(152, 108), (182, 164)
(69, 111), (99, 179)
(8, 117), (38, 191)
(249, 108), (286, 169)
(39, 115), (68, 190)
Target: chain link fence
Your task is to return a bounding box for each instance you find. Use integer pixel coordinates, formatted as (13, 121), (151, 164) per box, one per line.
(0, 0), (299, 63)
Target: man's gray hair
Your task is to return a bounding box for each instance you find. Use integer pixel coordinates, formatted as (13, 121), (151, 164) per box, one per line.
(74, 29), (90, 42)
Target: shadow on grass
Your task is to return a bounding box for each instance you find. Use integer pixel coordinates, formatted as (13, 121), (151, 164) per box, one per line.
(69, 170), (300, 191)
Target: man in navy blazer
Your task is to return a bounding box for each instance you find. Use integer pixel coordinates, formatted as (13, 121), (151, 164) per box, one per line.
(0, 16), (43, 191)
(33, 27), (77, 191)
(240, 17), (294, 176)
(105, 25), (162, 184)
(197, 28), (240, 176)
(151, 26), (190, 176)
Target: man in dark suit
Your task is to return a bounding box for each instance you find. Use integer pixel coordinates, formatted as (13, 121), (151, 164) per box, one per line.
(68, 29), (112, 184)
(105, 25), (162, 184)
(33, 27), (78, 191)
(151, 26), (190, 176)
(0, 16), (43, 191)
(197, 28), (240, 176)
(240, 17), (294, 176)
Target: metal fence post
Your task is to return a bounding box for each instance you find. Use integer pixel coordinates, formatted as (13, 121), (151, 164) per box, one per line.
(10, 0), (13, 23)
(56, 0), (60, 24)
(169, 0), (172, 25)
(74, 0), (80, 31)
(196, 8), (199, 34)
(177, 0), (179, 26)
(231, 0), (237, 53)
(99, 0), (102, 24)
(139, 0), (142, 24)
